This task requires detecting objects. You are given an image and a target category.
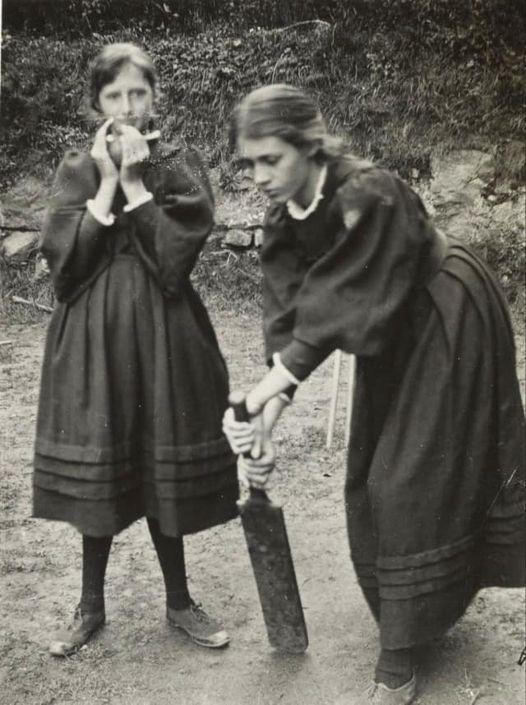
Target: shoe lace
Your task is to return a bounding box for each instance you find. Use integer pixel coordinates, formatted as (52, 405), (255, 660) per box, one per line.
(189, 602), (210, 624)
(59, 606), (83, 635)
(68, 606), (82, 629)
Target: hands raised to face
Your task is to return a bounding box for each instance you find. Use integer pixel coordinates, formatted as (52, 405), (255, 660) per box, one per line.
(90, 118), (151, 186)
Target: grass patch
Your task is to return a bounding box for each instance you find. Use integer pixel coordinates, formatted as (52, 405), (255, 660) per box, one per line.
(1, 5), (524, 185)
(1, 5), (523, 320)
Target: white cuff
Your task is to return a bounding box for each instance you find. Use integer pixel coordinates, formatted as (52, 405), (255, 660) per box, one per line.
(272, 352), (300, 386)
(86, 200), (115, 226)
(278, 392), (293, 405)
(123, 192), (154, 213)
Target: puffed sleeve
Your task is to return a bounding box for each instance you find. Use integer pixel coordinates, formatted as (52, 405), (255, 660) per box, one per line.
(267, 168), (431, 381)
(128, 147), (214, 296)
(260, 206), (305, 363)
(40, 150), (110, 302)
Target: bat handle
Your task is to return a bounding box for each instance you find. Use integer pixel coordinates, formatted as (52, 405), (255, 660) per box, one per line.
(249, 486), (270, 503)
(229, 391), (270, 504)
(229, 391), (250, 425)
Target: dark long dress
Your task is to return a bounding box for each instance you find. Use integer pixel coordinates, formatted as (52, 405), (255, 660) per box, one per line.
(34, 144), (238, 538)
(261, 155), (525, 649)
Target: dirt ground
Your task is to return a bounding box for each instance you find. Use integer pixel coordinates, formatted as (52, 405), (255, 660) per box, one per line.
(0, 302), (525, 705)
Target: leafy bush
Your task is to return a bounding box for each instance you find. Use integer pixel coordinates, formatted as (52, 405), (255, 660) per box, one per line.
(465, 207), (526, 311)
(4, 0), (525, 54)
(0, 25), (336, 184)
(0, 37), (96, 183)
(1, 1), (524, 319)
(1, 8), (524, 186)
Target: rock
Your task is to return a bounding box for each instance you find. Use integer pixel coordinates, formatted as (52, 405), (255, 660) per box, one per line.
(417, 148), (525, 244)
(491, 193), (526, 234)
(496, 140), (526, 184)
(1, 231), (39, 261)
(224, 229), (253, 248)
(0, 175), (49, 230)
(33, 255), (50, 281)
(417, 150), (493, 239)
(254, 228), (264, 247)
(428, 150), (494, 219)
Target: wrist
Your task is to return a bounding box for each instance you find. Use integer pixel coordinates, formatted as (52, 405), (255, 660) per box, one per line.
(97, 179), (118, 202)
(245, 392), (264, 417)
(98, 176), (119, 195)
(120, 176), (146, 197)
(100, 173), (119, 184)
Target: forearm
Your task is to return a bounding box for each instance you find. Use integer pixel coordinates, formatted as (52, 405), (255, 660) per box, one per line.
(89, 177), (118, 221)
(246, 365), (296, 416)
(261, 395), (289, 438)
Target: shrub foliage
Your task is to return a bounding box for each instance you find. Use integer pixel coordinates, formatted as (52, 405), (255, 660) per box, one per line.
(1, 1), (524, 314)
(2, 0), (525, 185)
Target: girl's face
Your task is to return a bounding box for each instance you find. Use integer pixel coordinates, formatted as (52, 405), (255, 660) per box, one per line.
(238, 135), (316, 206)
(97, 62), (154, 131)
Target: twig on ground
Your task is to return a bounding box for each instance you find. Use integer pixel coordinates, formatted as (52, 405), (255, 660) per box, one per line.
(270, 20), (331, 34)
(12, 295), (53, 313)
(469, 690), (484, 705)
(222, 251), (240, 267)
(207, 249), (239, 259)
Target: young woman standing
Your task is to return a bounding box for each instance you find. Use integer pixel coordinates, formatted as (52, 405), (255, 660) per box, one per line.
(223, 84), (525, 704)
(35, 43), (238, 656)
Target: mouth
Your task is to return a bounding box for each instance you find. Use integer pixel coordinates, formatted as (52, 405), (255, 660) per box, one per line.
(263, 189), (281, 201)
(113, 116), (149, 129)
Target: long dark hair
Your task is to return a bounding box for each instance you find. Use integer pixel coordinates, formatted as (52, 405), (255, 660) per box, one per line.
(231, 84), (343, 161)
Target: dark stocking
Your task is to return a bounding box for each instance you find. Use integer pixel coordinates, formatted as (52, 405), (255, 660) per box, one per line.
(375, 647), (414, 689)
(362, 587), (381, 623)
(147, 518), (191, 610)
(80, 535), (113, 614)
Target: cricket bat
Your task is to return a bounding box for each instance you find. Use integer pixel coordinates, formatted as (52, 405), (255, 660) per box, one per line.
(230, 391), (308, 654)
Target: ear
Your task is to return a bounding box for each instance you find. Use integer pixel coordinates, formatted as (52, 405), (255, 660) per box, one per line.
(305, 141), (321, 159)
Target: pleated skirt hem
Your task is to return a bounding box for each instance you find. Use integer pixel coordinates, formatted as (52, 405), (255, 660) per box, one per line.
(33, 482), (239, 538)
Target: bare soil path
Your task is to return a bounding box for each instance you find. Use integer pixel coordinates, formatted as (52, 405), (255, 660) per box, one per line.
(0, 307), (524, 705)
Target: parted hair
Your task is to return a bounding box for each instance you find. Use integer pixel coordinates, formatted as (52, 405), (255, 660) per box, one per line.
(230, 84), (343, 161)
(89, 43), (158, 112)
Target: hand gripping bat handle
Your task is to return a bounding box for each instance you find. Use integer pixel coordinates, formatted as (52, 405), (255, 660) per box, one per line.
(229, 391), (269, 503)
(229, 390), (251, 425)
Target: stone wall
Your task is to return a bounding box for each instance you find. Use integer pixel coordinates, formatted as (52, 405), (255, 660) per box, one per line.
(1, 150), (524, 295)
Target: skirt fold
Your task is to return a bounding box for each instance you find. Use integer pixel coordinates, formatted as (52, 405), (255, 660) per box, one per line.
(34, 259), (239, 537)
(346, 241), (525, 648)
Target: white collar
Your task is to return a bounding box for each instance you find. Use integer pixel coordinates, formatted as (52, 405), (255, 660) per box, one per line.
(286, 164), (328, 220)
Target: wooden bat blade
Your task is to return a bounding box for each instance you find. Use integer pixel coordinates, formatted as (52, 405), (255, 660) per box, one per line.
(229, 391), (307, 653)
(238, 496), (308, 653)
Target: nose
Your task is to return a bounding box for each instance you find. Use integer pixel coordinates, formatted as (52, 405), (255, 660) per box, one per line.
(253, 164), (270, 188)
(121, 93), (132, 117)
